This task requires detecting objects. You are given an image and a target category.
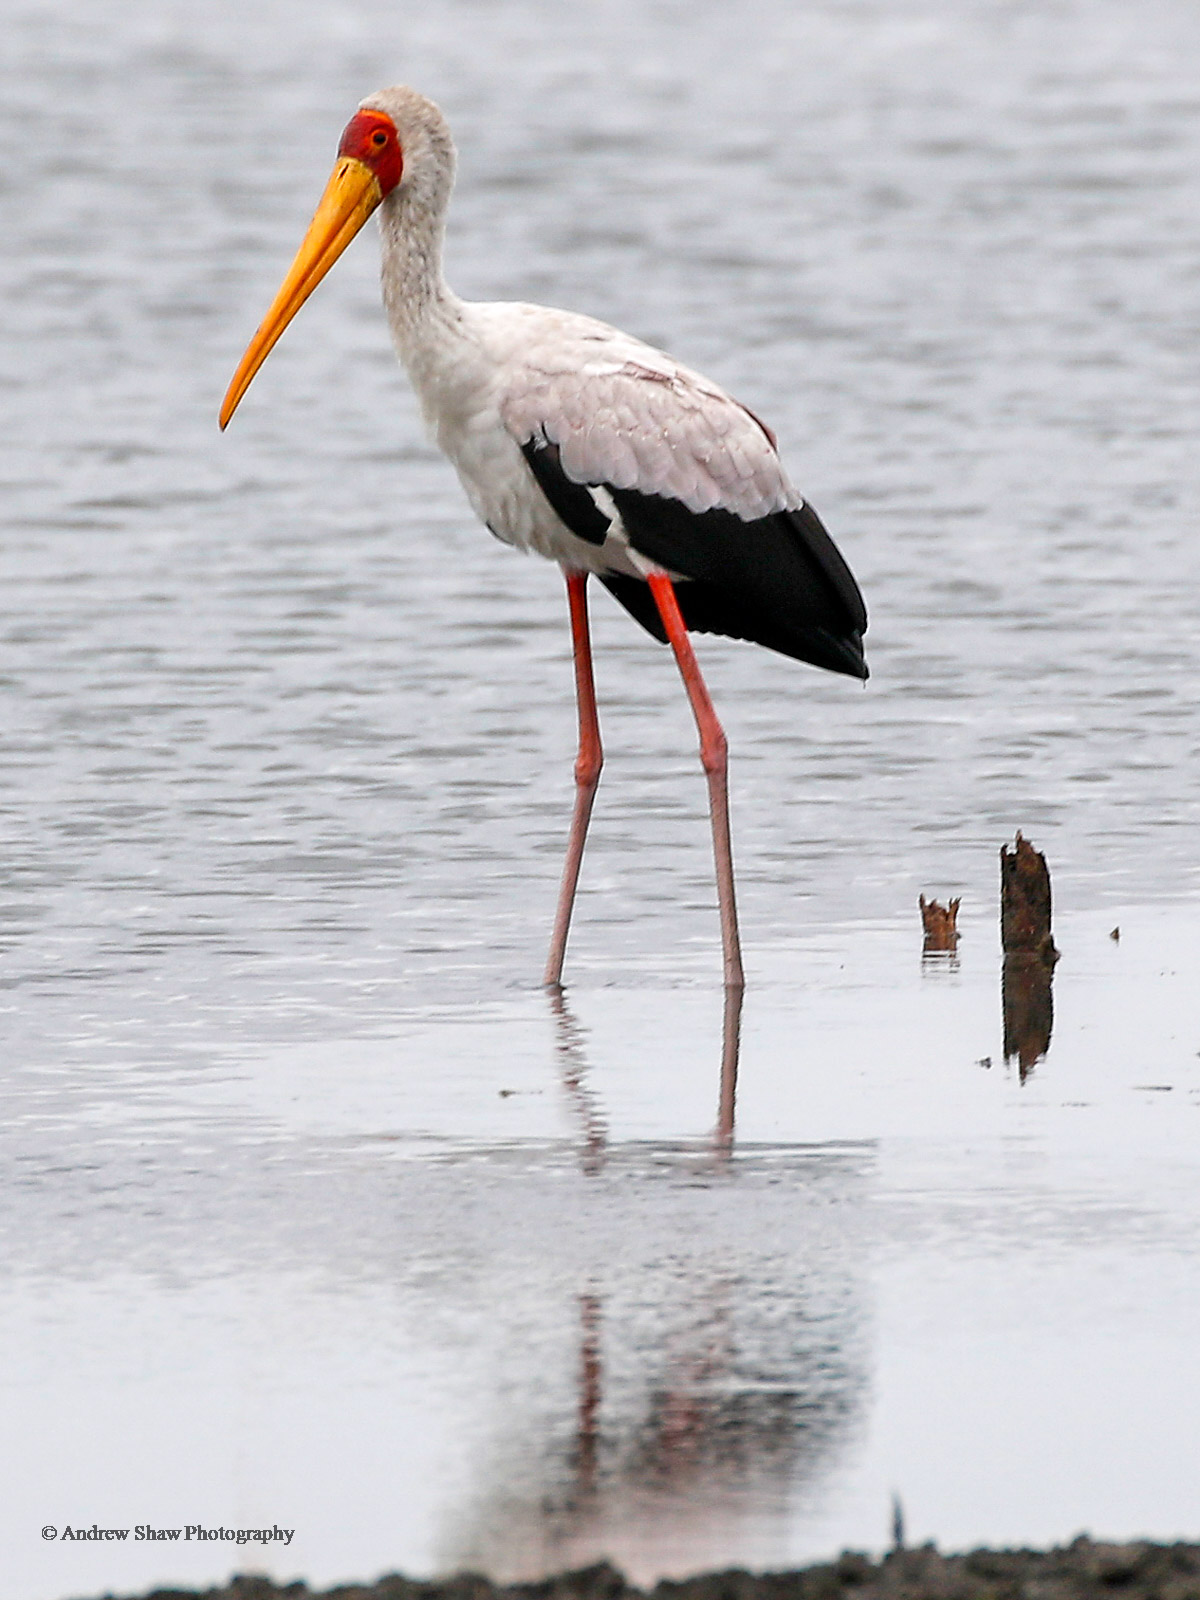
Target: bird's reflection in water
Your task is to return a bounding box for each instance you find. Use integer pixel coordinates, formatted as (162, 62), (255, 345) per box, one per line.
(574, 1290), (603, 1499)
(549, 987), (608, 1174)
(448, 986), (867, 1580)
(549, 983), (742, 1168)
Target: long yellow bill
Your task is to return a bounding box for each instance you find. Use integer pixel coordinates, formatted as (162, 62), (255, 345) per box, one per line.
(219, 156), (383, 429)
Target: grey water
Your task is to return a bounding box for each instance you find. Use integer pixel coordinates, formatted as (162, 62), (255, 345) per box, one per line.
(3, 0), (1200, 1595)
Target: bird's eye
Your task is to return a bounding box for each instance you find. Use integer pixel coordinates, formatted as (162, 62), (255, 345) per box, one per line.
(371, 129), (388, 148)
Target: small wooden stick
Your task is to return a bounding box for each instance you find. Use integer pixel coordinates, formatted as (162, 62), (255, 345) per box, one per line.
(919, 894), (961, 953)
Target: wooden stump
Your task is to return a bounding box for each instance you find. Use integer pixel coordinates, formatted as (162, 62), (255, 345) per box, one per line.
(1000, 832), (1058, 1075)
(1000, 831), (1059, 965)
(919, 894), (960, 954)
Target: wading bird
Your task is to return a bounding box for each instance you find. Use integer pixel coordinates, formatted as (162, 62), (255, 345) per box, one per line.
(221, 86), (868, 990)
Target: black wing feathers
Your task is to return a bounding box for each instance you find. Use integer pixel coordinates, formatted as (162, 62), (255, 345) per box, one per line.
(608, 487), (866, 678)
(520, 439), (868, 680)
(520, 440), (610, 546)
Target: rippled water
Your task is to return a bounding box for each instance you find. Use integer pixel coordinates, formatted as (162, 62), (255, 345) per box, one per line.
(4, 1), (1200, 1596)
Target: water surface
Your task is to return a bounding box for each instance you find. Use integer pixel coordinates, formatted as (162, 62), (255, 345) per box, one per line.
(3, 1), (1200, 1596)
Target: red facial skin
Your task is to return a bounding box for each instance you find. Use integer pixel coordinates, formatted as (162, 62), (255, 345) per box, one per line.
(338, 110), (404, 196)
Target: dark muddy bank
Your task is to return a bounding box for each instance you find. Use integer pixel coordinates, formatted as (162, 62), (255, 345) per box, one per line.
(78, 1540), (1200, 1600)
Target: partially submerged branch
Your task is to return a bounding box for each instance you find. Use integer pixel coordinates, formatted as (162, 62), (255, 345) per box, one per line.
(919, 893), (961, 954)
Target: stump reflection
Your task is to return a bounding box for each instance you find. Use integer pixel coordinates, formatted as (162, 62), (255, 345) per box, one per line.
(1002, 951), (1055, 1079)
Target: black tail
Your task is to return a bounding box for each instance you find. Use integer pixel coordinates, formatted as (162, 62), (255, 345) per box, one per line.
(601, 492), (868, 680)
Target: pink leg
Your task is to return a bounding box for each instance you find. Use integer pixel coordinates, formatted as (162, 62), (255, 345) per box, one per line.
(544, 569), (604, 988)
(715, 983), (743, 1156)
(647, 574), (745, 990)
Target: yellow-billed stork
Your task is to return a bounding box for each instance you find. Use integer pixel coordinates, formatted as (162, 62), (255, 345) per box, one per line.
(220, 86), (868, 991)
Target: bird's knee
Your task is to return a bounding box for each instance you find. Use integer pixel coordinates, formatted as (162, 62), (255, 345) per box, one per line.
(575, 750), (603, 788)
(699, 728), (727, 777)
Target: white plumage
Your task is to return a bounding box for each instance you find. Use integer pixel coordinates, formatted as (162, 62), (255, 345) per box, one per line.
(417, 305), (796, 576)
(221, 84), (868, 991)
